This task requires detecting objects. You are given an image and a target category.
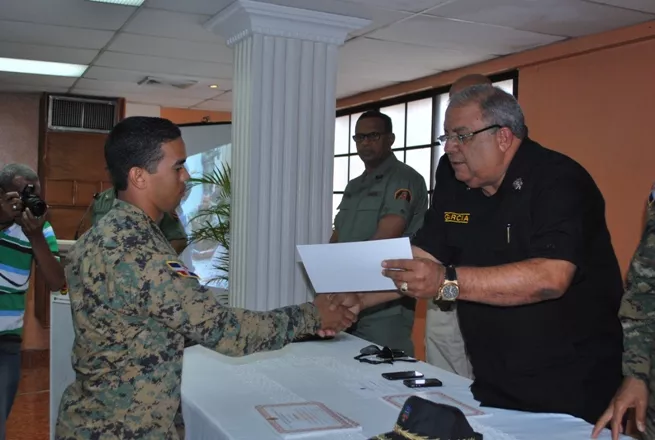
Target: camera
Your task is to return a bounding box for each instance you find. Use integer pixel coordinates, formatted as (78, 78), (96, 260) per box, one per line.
(20, 184), (47, 217)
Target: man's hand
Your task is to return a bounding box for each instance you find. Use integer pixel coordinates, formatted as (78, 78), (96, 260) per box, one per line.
(592, 376), (648, 440)
(381, 258), (445, 299)
(327, 293), (362, 315)
(16, 208), (46, 238)
(0, 191), (24, 223)
(313, 294), (358, 337)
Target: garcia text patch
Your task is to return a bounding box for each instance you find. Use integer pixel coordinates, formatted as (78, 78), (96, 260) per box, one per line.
(444, 212), (470, 224)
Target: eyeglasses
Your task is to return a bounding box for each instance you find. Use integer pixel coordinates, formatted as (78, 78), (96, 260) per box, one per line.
(354, 344), (418, 365)
(352, 132), (386, 143)
(437, 124), (501, 145)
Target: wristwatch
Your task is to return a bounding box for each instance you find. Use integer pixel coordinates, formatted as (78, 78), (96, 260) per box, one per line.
(434, 265), (459, 304)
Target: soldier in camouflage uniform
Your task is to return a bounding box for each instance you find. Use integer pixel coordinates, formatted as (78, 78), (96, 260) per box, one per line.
(55, 116), (357, 440)
(92, 187), (188, 254)
(593, 183), (655, 440)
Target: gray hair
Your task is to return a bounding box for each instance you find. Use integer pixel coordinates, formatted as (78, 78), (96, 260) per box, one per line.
(0, 163), (38, 191)
(449, 85), (527, 139)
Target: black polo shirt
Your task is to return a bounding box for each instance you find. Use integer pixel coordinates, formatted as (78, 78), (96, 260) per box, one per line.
(412, 137), (624, 423)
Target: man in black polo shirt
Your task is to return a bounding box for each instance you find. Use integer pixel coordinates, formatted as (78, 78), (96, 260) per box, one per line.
(337, 85), (624, 424)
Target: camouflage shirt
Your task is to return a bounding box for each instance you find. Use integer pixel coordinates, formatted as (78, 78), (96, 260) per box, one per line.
(55, 199), (321, 440)
(620, 187), (655, 386)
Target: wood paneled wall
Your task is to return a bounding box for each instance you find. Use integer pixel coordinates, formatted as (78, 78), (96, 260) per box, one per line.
(34, 94), (123, 328)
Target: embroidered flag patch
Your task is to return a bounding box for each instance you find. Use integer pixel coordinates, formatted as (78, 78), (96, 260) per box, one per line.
(166, 261), (200, 280)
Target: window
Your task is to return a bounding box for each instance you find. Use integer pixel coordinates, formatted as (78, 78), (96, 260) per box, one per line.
(332, 71), (518, 223)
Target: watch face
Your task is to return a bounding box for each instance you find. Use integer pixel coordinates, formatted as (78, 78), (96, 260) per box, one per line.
(442, 284), (459, 300)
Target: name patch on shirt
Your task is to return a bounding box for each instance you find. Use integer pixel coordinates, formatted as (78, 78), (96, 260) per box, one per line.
(444, 212), (470, 224)
(166, 261), (200, 280)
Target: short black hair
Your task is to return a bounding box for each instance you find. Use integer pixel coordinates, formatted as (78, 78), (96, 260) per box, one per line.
(104, 116), (181, 191)
(357, 111), (393, 133)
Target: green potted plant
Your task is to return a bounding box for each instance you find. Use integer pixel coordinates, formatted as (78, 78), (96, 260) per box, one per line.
(186, 163), (231, 286)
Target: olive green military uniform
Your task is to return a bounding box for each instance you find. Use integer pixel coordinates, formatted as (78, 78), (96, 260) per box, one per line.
(92, 188), (187, 242)
(334, 155), (428, 356)
(55, 199), (322, 439)
(619, 187), (655, 438)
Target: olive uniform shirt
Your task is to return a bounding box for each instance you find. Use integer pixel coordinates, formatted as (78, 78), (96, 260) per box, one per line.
(55, 199), (322, 439)
(334, 154), (428, 354)
(92, 188), (187, 242)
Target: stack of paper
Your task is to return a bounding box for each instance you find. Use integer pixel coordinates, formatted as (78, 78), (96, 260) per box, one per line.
(296, 237), (413, 293)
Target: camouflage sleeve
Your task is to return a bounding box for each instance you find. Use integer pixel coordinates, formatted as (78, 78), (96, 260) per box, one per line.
(158, 212), (187, 241)
(381, 170), (428, 227)
(124, 253), (322, 357)
(620, 203), (655, 382)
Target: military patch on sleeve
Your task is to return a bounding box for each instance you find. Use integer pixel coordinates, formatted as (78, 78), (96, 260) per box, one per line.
(394, 188), (412, 202)
(166, 261), (200, 280)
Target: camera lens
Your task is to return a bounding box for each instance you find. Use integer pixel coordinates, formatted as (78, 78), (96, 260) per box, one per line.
(25, 196), (47, 217)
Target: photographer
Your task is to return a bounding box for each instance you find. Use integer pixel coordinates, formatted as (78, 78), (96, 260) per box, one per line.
(0, 163), (65, 438)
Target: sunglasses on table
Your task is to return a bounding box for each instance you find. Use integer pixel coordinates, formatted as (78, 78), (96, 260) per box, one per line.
(354, 344), (418, 365)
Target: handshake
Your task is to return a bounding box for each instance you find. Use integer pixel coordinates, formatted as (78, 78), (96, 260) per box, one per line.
(313, 293), (363, 338)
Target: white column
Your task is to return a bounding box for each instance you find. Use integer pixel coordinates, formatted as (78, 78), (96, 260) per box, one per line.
(205, 1), (368, 310)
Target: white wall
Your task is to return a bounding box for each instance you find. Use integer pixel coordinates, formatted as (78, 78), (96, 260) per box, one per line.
(124, 102), (161, 118)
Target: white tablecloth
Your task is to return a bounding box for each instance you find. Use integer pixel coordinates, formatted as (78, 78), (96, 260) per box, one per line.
(181, 333), (625, 440)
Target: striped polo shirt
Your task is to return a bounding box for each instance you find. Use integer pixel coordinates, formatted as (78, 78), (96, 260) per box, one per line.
(0, 221), (59, 336)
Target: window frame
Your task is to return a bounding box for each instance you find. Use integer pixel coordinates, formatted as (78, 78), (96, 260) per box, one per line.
(332, 70), (519, 219)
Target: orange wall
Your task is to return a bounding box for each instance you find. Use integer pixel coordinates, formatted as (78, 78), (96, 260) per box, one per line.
(160, 107), (231, 124)
(0, 93), (49, 350)
(336, 21), (655, 361)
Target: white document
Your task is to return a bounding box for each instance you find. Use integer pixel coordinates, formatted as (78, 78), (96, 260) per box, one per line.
(296, 237), (413, 293)
(255, 401), (361, 438)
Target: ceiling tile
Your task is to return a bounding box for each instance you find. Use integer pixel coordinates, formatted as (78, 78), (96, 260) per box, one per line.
(76, 89), (204, 107)
(0, 72), (77, 88)
(338, 0), (453, 13)
(261, 0), (414, 37)
(82, 66), (233, 90)
(427, 0), (655, 38)
(336, 76), (397, 98)
(123, 8), (225, 43)
(587, 0), (655, 14)
(146, 0), (233, 15)
(94, 52), (233, 80)
(0, 84), (69, 93)
(73, 78), (228, 99)
(0, 42), (98, 65)
(341, 37), (495, 72)
(109, 33), (233, 63)
(0, 0), (135, 31)
(0, 20), (114, 50)
(339, 59), (438, 82)
(369, 14), (564, 54)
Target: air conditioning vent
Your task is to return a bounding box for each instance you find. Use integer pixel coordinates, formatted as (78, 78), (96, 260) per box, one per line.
(138, 75), (198, 89)
(48, 96), (119, 133)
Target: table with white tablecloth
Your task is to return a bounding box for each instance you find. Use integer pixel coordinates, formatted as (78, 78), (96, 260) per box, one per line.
(181, 333), (626, 440)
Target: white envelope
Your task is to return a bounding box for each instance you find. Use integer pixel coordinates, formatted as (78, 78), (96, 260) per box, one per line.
(296, 237), (413, 293)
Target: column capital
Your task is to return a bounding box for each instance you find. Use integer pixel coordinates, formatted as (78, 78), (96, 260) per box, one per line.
(204, 0), (370, 46)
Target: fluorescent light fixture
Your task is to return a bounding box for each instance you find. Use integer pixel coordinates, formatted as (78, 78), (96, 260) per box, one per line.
(209, 84), (218, 89)
(87, 0), (145, 5)
(0, 57), (87, 77)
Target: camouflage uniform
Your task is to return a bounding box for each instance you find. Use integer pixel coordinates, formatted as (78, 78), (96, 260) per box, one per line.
(92, 188), (187, 243)
(619, 185), (655, 437)
(55, 199), (321, 439)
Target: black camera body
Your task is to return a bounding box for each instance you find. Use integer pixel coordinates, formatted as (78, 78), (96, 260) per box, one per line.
(20, 184), (47, 217)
